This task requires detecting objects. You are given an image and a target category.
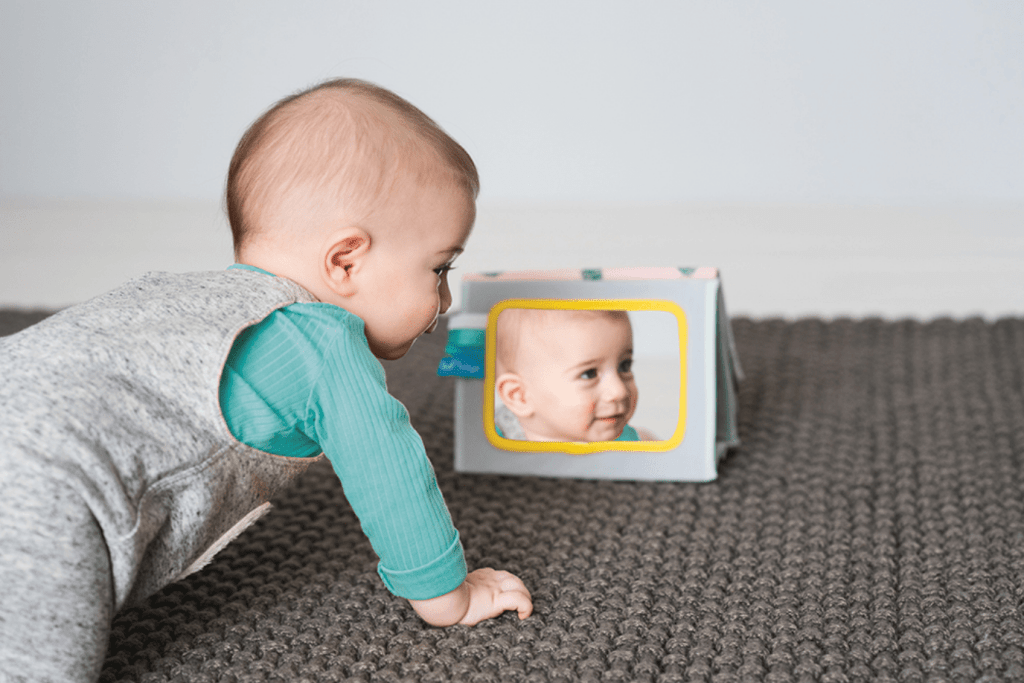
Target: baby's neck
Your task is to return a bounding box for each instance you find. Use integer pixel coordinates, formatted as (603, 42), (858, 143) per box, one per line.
(236, 248), (330, 305)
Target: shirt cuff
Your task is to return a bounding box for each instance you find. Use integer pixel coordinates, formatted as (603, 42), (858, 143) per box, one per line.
(377, 532), (468, 600)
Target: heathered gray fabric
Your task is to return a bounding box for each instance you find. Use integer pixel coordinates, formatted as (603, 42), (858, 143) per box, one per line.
(0, 270), (324, 682)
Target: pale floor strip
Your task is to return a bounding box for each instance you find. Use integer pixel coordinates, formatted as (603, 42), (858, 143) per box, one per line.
(2, 200), (1021, 320)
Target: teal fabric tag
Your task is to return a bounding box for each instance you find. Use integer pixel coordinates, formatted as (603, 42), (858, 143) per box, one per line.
(228, 263), (276, 277)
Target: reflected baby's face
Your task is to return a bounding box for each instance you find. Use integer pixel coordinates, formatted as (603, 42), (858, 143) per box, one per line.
(509, 312), (638, 442)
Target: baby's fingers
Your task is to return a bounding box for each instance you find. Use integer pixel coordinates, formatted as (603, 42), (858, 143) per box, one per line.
(462, 568), (534, 624)
(496, 587), (533, 620)
(493, 571), (532, 620)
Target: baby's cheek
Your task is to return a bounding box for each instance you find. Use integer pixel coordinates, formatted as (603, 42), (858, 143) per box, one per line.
(421, 297), (440, 322)
(580, 401), (597, 427)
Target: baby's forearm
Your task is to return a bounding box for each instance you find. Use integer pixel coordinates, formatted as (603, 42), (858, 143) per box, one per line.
(408, 568), (533, 627)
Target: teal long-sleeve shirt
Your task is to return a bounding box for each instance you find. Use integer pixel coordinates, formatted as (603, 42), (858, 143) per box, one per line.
(218, 266), (465, 600)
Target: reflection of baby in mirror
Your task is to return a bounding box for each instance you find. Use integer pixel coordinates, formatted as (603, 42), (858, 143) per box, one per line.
(495, 308), (656, 442)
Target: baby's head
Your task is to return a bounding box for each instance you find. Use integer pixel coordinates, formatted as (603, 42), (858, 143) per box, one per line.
(495, 308), (638, 442)
(226, 79), (478, 360)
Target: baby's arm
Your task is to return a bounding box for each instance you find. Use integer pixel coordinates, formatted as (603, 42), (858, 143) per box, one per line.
(408, 568), (533, 626)
(307, 316), (532, 626)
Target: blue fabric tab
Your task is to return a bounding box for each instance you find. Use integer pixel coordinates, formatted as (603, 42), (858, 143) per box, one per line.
(444, 328), (484, 354)
(437, 327), (485, 379)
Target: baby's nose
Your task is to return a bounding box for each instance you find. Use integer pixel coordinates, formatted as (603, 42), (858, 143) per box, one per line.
(602, 374), (630, 402)
(438, 276), (453, 314)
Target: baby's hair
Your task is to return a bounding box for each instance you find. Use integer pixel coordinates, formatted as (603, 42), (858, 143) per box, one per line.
(226, 78), (479, 257)
(495, 308), (631, 375)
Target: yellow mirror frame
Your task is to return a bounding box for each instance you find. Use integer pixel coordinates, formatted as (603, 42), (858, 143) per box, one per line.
(483, 298), (688, 455)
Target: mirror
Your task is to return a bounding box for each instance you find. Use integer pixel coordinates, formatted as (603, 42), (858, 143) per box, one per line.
(483, 299), (686, 455)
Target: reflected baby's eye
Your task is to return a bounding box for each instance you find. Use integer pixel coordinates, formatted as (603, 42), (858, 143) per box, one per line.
(619, 359), (633, 374)
(579, 368), (598, 380)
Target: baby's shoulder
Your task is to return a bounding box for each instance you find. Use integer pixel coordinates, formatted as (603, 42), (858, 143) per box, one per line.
(275, 302), (366, 346)
(247, 303), (376, 375)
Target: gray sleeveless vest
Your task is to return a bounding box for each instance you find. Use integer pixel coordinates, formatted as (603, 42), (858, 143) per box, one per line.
(0, 270), (324, 608)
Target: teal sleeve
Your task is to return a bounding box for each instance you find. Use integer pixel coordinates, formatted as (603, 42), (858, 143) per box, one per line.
(303, 306), (465, 600)
(220, 311), (322, 457)
(220, 263), (322, 457)
(221, 301), (466, 600)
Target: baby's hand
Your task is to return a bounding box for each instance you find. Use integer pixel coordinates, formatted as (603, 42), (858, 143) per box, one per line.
(408, 568), (533, 626)
(460, 568), (533, 625)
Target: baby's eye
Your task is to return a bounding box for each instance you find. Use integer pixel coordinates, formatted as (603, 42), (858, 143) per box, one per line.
(434, 265), (455, 276)
(619, 359), (633, 374)
(579, 368), (598, 380)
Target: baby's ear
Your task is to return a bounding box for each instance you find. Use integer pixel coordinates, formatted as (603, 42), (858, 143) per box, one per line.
(496, 373), (533, 418)
(323, 228), (371, 296)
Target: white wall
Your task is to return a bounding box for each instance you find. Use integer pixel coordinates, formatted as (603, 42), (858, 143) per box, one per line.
(1, 1), (1022, 315)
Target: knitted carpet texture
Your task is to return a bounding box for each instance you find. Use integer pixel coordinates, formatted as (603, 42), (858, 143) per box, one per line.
(3, 312), (1024, 683)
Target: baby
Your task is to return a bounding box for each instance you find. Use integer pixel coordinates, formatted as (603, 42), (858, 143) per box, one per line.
(495, 308), (651, 442)
(0, 79), (531, 682)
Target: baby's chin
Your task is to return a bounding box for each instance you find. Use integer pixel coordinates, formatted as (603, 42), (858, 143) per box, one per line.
(527, 415), (630, 442)
(585, 426), (624, 442)
(584, 415), (632, 441)
(526, 427), (620, 443)
(369, 337), (417, 361)
(540, 421), (624, 443)
(373, 321), (439, 360)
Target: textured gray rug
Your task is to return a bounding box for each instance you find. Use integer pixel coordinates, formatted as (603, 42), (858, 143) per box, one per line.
(3, 310), (1023, 682)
